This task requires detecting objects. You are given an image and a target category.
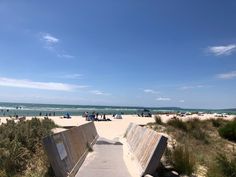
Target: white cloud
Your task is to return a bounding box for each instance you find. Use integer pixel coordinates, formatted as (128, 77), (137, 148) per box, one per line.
(0, 77), (86, 91)
(217, 71), (236, 79)
(156, 97), (171, 101)
(207, 44), (236, 56)
(144, 89), (159, 94)
(40, 33), (59, 51)
(179, 100), (185, 103)
(61, 74), (82, 79)
(180, 85), (205, 90)
(42, 33), (59, 44)
(40, 32), (74, 58)
(90, 90), (110, 95)
(57, 54), (75, 59)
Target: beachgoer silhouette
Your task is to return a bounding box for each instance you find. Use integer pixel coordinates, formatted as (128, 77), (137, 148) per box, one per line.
(95, 113), (99, 121)
(103, 114), (106, 120)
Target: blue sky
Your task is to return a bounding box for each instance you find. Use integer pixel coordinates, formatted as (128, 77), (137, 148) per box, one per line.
(0, 0), (236, 108)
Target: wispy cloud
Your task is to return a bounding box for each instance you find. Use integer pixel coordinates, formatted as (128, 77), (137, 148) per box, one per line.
(156, 97), (171, 101)
(180, 85), (206, 90)
(90, 90), (110, 95)
(217, 71), (236, 79)
(57, 54), (75, 59)
(179, 100), (185, 103)
(42, 33), (59, 44)
(40, 33), (59, 50)
(0, 77), (87, 91)
(144, 89), (159, 94)
(60, 74), (82, 79)
(40, 32), (74, 58)
(207, 44), (236, 56)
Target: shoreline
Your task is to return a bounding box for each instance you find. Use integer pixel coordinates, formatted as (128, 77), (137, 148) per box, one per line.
(1, 102), (236, 118)
(0, 113), (235, 128)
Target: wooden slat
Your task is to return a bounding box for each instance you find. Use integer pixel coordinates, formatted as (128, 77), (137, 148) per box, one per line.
(43, 122), (98, 177)
(125, 123), (168, 176)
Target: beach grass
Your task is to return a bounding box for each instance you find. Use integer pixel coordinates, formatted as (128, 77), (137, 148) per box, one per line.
(148, 116), (236, 176)
(0, 118), (57, 177)
(219, 120), (236, 142)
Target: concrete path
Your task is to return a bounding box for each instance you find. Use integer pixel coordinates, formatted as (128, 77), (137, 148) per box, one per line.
(75, 138), (132, 177)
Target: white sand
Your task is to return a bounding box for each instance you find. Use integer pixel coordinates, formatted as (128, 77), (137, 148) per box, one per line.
(0, 115), (156, 139)
(0, 113), (234, 129)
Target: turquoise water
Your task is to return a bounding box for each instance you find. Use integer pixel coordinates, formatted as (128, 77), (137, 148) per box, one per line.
(0, 102), (235, 117)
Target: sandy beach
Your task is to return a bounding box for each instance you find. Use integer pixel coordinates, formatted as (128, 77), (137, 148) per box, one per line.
(0, 114), (235, 139)
(0, 115), (155, 139)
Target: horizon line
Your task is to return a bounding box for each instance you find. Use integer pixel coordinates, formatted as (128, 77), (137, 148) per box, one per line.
(0, 101), (235, 110)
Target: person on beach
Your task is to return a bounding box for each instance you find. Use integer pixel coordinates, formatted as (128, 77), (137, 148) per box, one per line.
(103, 113), (106, 120)
(83, 112), (89, 120)
(64, 112), (71, 118)
(95, 112), (99, 121)
(102, 114), (111, 121)
(103, 114), (110, 121)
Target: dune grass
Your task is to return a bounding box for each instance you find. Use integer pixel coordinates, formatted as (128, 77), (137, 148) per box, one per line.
(149, 116), (236, 177)
(0, 118), (57, 177)
(165, 145), (196, 175)
(219, 120), (236, 142)
(154, 115), (163, 125)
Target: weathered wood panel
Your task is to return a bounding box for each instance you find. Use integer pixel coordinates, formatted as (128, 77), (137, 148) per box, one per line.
(43, 122), (98, 177)
(125, 123), (168, 176)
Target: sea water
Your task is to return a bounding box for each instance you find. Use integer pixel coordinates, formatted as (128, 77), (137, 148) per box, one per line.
(0, 102), (235, 117)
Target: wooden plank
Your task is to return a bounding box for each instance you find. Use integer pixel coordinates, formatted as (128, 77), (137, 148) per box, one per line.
(43, 122), (98, 177)
(125, 123), (168, 176)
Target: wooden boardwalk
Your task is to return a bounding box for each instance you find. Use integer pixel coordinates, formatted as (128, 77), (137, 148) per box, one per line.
(76, 138), (131, 177)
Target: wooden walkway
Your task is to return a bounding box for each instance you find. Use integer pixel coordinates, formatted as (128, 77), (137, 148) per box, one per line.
(75, 138), (131, 177)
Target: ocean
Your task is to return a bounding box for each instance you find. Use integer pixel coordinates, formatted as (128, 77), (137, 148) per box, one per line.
(0, 102), (235, 117)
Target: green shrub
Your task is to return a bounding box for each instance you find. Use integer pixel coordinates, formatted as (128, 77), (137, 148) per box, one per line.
(211, 118), (227, 128)
(0, 118), (57, 176)
(186, 118), (201, 132)
(219, 121), (236, 142)
(186, 119), (209, 143)
(191, 129), (209, 144)
(5, 140), (31, 175)
(216, 153), (236, 177)
(212, 119), (221, 127)
(167, 118), (188, 131)
(168, 146), (195, 175)
(154, 115), (163, 125)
